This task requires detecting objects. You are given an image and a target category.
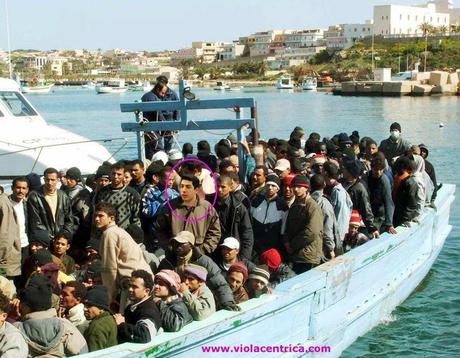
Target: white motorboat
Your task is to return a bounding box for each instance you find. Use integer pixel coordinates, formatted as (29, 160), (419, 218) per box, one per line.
(0, 77), (123, 181)
(213, 81), (231, 91)
(302, 77), (318, 90)
(276, 76), (294, 89)
(129, 80), (152, 92)
(20, 79), (54, 94)
(81, 81), (96, 89)
(95, 79), (128, 94)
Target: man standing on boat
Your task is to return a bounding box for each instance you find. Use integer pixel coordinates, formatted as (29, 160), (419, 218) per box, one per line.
(27, 167), (75, 240)
(378, 122), (411, 166)
(141, 76), (180, 158)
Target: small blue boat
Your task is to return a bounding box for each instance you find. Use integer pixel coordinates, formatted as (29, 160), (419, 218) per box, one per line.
(78, 184), (455, 357)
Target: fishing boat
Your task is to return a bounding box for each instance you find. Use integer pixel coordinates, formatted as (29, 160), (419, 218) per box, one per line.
(128, 80), (152, 92)
(81, 81), (96, 89)
(0, 77), (125, 183)
(213, 81), (231, 91)
(302, 77), (318, 91)
(276, 76), (294, 89)
(20, 79), (54, 94)
(77, 184), (455, 357)
(95, 79), (128, 94)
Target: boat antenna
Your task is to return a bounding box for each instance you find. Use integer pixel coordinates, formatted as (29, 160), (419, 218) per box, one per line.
(5, 0), (13, 79)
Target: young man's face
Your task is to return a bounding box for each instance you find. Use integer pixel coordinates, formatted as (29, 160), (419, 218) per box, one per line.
(284, 185), (294, 200)
(184, 274), (201, 292)
(367, 143), (378, 156)
(111, 168), (125, 188)
(180, 179), (197, 202)
(130, 164), (145, 182)
(154, 279), (170, 299)
(94, 211), (114, 230)
(172, 241), (192, 257)
(293, 186), (308, 198)
(66, 178), (78, 189)
(123, 171), (132, 186)
(12, 180), (29, 201)
(218, 182), (232, 200)
(248, 278), (266, 292)
(128, 276), (150, 303)
(30, 242), (45, 254)
(44, 172), (58, 192)
(348, 224), (359, 236)
(60, 286), (80, 309)
(96, 177), (110, 188)
(227, 271), (244, 293)
(84, 305), (101, 320)
(220, 246), (239, 262)
(265, 183), (279, 199)
(252, 169), (266, 186)
(54, 237), (70, 256)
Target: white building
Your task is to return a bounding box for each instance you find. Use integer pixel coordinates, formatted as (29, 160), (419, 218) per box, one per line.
(325, 22), (373, 49)
(191, 41), (226, 63)
(284, 29), (325, 48)
(219, 42), (245, 61)
(428, 0), (460, 25)
(373, 1), (450, 36)
(249, 30), (283, 57)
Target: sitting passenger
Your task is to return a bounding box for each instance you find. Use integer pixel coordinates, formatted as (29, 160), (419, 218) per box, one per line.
(247, 265), (271, 298)
(226, 262), (249, 304)
(154, 269), (193, 332)
(259, 248), (295, 287)
(52, 231), (75, 275)
(215, 237), (255, 275)
(158, 231), (239, 311)
(181, 264), (216, 321)
(343, 210), (369, 252)
(0, 292), (28, 358)
(59, 281), (88, 333)
(114, 270), (162, 343)
(83, 286), (118, 352)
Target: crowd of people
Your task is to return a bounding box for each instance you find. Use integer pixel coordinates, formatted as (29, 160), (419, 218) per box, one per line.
(0, 120), (438, 356)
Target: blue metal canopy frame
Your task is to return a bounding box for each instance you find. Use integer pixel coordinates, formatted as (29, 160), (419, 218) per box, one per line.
(120, 80), (257, 179)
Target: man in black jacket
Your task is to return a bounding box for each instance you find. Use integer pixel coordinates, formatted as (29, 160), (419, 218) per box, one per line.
(342, 160), (379, 239)
(113, 270), (162, 343)
(419, 144), (438, 201)
(214, 175), (254, 260)
(27, 167), (75, 240)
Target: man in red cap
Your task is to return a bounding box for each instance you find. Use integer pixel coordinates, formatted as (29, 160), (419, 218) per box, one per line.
(259, 248), (295, 287)
(343, 210), (369, 252)
(226, 262), (249, 304)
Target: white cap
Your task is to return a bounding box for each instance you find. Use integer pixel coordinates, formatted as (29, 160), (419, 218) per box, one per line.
(275, 159), (291, 172)
(168, 149), (183, 161)
(219, 237), (240, 250)
(151, 151), (169, 165)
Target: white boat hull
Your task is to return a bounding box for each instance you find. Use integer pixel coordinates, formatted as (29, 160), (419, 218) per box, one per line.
(77, 184), (455, 358)
(95, 86), (128, 94)
(21, 84), (54, 94)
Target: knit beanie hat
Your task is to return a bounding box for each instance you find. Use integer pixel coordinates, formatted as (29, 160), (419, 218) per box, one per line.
(184, 264), (208, 282)
(344, 159), (363, 178)
(30, 249), (53, 267)
(288, 136), (301, 150)
(197, 140), (211, 155)
(291, 175), (310, 189)
(30, 229), (50, 247)
(25, 173), (42, 191)
(338, 132), (352, 145)
(66, 167), (81, 181)
(266, 173), (280, 190)
(260, 249), (282, 271)
(249, 265), (270, 286)
(283, 174), (297, 187)
(21, 274), (52, 312)
(95, 165), (111, 180)
(349, 210), (364, 227)
(126, 224), (144, 244)
(228, 262), (249, 282)
(156, 269), (181, 292)
(84, 286), (110, 311)
(168, 149), (183, 162)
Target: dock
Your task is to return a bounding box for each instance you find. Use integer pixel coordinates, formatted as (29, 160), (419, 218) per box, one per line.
(334, 71), (459, 97)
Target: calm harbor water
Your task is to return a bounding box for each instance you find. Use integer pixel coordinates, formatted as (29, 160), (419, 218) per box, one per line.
(27, 87), (459, 357)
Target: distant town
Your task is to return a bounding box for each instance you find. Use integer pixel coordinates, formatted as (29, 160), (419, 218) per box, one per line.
(1, 0), (459, 82)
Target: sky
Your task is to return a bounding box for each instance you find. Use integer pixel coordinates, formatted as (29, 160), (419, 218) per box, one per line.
(1, 0), (458, 51)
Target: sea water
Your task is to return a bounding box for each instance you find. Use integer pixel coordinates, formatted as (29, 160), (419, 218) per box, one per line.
(26, 86), (460, 357)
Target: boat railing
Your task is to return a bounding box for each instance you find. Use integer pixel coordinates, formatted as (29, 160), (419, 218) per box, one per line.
(0, 137), (128, 173)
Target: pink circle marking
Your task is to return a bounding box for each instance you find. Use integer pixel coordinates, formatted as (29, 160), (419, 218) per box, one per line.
(165, 157), (218, 223)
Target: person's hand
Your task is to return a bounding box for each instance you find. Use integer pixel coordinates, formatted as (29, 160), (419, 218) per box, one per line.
(329, 251), (336, 259)
(371, 230), (380, 239)
(179, 282), (188, 293)
(11, 298), (20, 317)
(221, 302), (241, 311)
(113, 313), (125, 325)
(386, 226), (397, 234)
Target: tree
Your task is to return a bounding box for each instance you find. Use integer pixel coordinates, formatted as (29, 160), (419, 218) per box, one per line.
(438, 25), (448, 36)
(419, 22), (432, 71)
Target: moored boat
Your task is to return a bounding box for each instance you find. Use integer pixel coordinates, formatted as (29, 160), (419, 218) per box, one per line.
(276, 76), (294, 89)
(302, 77), (318, 91)
(20, 79), (54, 94)
(95, 79), (128, 94)
(213, 81), (231, 91)
(0, 77), (123, 182)
(77, 182), (455, 357)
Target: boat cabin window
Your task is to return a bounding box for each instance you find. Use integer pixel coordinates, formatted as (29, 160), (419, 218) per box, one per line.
(0, 91), (37, 117)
